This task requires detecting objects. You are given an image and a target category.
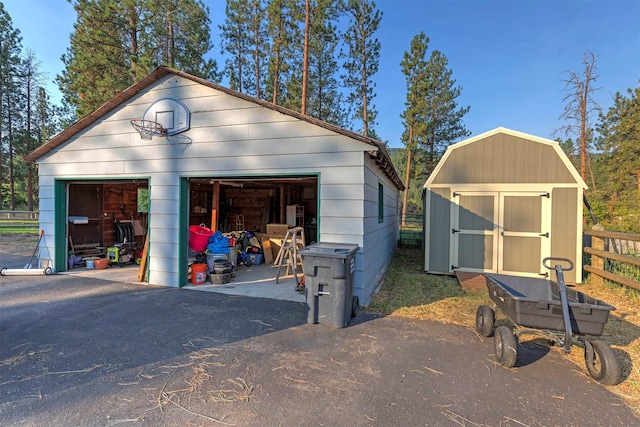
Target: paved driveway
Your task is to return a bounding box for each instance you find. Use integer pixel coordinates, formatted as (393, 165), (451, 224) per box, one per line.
(1, 272), (637, 426)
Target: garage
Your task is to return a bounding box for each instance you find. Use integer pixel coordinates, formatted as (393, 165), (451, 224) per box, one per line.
(423, 127), (587, 283)
(25, 66), (403, 305)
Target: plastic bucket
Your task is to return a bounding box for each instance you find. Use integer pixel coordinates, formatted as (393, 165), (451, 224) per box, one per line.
(189, 225), (214, 252)
(206, 252), (228, 272)
(86, 259), (95, 269)
(191, 263), (208, 285)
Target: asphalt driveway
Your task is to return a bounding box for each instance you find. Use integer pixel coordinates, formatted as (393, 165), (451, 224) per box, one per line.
(1, 271), (637, 427)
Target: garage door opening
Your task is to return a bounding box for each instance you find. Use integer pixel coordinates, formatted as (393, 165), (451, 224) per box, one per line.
(185, 175), (318, 301)
(64, 180), (149, 280)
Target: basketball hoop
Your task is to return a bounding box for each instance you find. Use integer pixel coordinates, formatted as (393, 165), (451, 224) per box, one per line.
(130, 119), (166, 140)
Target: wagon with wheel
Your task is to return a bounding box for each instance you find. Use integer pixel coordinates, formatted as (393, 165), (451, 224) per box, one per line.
(475, 257), (622, 385)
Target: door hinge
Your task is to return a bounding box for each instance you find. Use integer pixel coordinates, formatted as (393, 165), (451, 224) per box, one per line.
(451, 265), (459, 270)
(540, 192), (550, 198)
(538, 272), (549, 277)
(452, 192), (459, 197)
(539, 232), (549, 238)
(452, 228), (460, 234)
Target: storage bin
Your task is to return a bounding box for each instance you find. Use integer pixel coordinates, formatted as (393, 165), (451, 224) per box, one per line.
(189, 225), (214, 252)
(248, 253), (264, 265)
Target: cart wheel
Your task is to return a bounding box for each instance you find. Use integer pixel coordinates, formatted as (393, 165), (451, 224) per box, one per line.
(351, 296), (359, 318)
(585, 340), (621, 385)
(494, 326), (518, 368)
(475, 305), (495, 337)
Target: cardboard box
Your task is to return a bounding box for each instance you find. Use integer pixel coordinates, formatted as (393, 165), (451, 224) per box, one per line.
(266, 223), (289, 238)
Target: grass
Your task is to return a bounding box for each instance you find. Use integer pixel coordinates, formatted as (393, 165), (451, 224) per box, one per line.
(367, 245), (640, 414)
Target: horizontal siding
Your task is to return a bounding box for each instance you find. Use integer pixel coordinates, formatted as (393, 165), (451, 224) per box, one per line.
(34, 75), (402, 293)
(358, 159), (399, 304)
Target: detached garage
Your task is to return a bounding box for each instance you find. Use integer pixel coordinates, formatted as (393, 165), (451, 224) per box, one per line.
(423, 127), (587, 283)
(25, 66), (404, 305)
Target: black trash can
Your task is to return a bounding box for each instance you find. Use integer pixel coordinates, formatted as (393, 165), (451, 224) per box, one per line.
(299, 242), (359, 328)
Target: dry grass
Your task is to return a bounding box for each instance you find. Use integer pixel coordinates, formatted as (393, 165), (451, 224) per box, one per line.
(367, 245), (640, 414)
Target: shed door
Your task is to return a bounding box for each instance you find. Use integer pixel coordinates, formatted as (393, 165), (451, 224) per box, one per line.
(450, 192), (499, 273)
(451, 191), (550, 277)
(498, 192), (550, 277)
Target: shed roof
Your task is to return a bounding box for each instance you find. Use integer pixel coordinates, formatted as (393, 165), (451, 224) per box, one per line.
(424, 127), (587, 189)
(25, 66), (404, 190)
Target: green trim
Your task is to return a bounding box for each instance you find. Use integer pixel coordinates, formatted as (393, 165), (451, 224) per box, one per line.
(316, 174), (320, 242)
(378, 182), (384, 223)
(178, 178), (190, 287)
(54, 180), (67, 271)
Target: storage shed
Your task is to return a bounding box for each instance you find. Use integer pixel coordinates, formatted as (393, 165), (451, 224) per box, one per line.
(423, 127), (587, 283)
(24, 66), (403, 305)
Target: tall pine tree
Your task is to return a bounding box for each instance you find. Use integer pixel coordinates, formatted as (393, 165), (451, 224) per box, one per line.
(305, 1), (344, 125)
(59, 0), (218, 118)
(422, 49), (470, 174)
(265, 0), (301, 106)
(342, 0), (381, 138)
(0, 4), (23, 209)
(399, 32), (429, 222)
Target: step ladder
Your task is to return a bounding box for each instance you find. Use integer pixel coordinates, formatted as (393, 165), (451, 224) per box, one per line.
(275, 226), (305, 284)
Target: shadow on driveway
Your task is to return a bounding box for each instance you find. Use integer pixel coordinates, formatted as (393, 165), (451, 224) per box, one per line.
(1, 274), (638, 426)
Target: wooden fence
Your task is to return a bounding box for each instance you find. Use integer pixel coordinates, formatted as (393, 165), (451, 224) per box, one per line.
(0, 210), (39, 231)
(583, 226), (640, 291)
(400, 214), (423, 246)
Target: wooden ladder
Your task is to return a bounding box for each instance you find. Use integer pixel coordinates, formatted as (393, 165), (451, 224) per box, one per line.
(275, 226), (305, 284)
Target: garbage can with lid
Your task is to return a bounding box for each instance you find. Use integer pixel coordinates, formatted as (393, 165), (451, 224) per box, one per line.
(299, 242), (359, 328)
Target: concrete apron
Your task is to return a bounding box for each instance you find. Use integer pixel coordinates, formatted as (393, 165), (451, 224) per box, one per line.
(60, 262), (305, 303)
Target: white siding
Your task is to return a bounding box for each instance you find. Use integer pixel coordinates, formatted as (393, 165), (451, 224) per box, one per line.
(36, 74), (400, 296)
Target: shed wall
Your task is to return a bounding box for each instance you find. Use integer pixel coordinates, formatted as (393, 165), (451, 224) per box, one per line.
(425, 188), (451, 273)
(551, 187), (579, 283)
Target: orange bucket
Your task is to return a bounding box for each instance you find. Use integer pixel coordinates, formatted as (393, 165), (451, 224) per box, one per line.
(191, 263), (208, 285)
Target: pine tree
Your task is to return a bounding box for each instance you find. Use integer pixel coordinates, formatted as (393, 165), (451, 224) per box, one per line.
(58, 0), (133, 118)
(596, 86), (640, 229)
(220, 0), (267, 96)
(265, 0), (301, 105)
(59, 0), (219, 117)
(400, 32), (429, 223)
(422, 50), (470, 173)
(342, 0), (381, 138)
(0, 3), (23, 209)
(305, 1), (345, 125)
(19, 49), (46, 211)
(399, 33), (470, 220)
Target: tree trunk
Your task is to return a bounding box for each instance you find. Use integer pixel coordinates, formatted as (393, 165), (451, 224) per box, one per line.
(301, 0), (310, 115)
(401, 125), (414, 228)
(272, 34), (281, 104)
(360, 20), (368, 137)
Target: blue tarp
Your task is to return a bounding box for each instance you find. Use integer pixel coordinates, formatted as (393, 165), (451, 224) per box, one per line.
(207, 230), (230, 254)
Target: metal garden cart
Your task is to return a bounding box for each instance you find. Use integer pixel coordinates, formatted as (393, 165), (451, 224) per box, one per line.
(476, 257), (622, 385)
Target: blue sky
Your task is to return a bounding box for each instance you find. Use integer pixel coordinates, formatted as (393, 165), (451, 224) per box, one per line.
(4, 0), (639, 148)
